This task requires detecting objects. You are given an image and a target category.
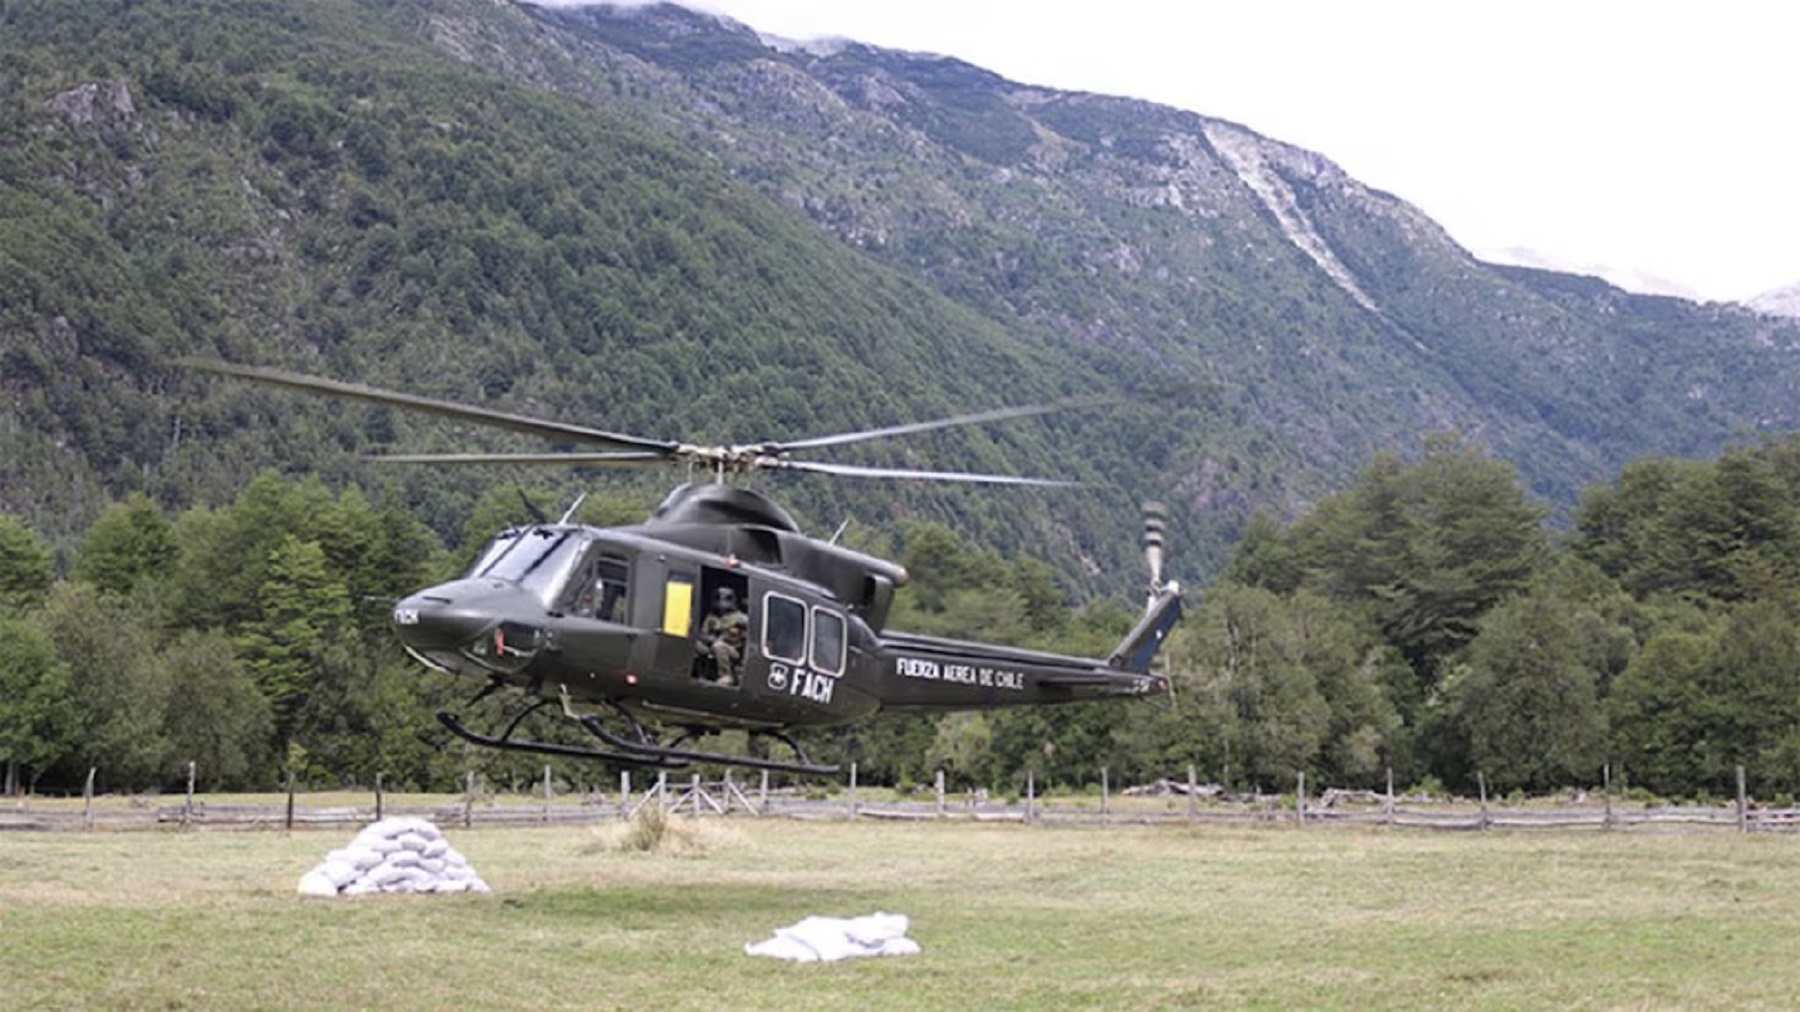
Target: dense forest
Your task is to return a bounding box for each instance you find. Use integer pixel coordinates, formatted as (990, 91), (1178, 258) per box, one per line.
(0, 0), (1220, 589)
(8, 434), (1800, 802)
(6, 0), (1800, 586)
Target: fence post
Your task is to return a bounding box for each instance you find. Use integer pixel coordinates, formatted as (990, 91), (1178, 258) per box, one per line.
(1602, 764), (1614, 831)
(847, 762), (859, 821)
(1187, 764), (1197, 825)
(1101, 766), (1110, 824)
(543, 766), (554, 823)
(619, 770), (631, 821)
(1385, 767), (1395, 828)
(1737, 765), (1749, 833)
(184, 760), (197, 830)
(1477, 771), (1490, 831)
(463, 770), (476, 828)
(759, 770), (769, 815)
(1297, 771), (1307, 826)
(935, 769), (946, 818)
(284, 765), (295, 834)
(83, 768), (96, 831)
(375, 771), (385, 822)
(1026, 768), (1036, 825)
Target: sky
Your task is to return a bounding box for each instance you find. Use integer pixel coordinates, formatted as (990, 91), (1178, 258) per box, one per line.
(543, 1), (1798, 303)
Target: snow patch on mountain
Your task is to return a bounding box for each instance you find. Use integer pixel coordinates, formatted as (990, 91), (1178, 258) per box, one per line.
(1202, 121), (1380, 315)
(1478, 245), (1702, 300)
(1747, 282), (1800, 318)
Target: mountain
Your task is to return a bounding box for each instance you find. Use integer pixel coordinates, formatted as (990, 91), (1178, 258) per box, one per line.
(1749, 283), (1800, 319)
(3, 0), (1799, 590)
(492, 1), (1800, 502)
(1475, 246), (1701, 302)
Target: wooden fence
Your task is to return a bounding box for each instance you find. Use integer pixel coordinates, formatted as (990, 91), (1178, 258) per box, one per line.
(4, 763), (1797, 835)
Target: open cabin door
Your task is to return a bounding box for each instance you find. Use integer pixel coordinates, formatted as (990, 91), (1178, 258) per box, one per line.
(651, 564), (752, 689)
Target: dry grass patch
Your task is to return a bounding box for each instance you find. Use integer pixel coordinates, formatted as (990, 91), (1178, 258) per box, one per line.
(586, 803), (748, 857)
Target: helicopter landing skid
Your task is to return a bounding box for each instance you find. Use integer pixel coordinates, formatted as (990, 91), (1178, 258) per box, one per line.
(572, 710), (840, 777)
(548, 686), (837, 775)
(436, 709), (690, 768)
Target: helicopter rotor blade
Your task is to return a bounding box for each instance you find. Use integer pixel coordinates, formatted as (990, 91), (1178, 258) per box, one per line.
(364, 451), (672, 466)
(767, 396), (1105, 454)
(769, 459), (1079, 487)
(176, 358), (679, 455)
(764, 383), (1202, 455)
(179, 359), (1200, 486)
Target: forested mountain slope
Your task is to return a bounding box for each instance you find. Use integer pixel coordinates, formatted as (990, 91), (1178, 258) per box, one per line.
(4, 0), (1798, 586)
(506, 2), (1800, 507)
(0, 0), (1208, 585)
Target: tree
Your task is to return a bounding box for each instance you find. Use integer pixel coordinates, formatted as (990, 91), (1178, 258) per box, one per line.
(1700, 599), (1800, 795)
(76, 493), (177, 598)
(233, 535), (352, 748)
(158, 630), (276, 790)
(164, 473), (340, 633)
(41, 582), (174, 790)
(1285, 438), (1549, 706)
(929, 712), (994, 786)
(1298, 591), (1409, 786)
(1176, 584), (1332, 790)
(1573, 447), (1800, 604)
(983, 703), (1130, 790)
(0, 515), (53, 614)
(1607, 608), (1728, 797)
(0, 617), (77, 793)
(1444, 591), (1606, 793)
(1224, 508), (1304, 594)
(1603, 598), (1800, 798)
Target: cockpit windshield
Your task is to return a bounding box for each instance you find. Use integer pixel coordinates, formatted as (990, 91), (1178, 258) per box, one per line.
(464, 529), (523, 579)
(470, 527), (584, 606)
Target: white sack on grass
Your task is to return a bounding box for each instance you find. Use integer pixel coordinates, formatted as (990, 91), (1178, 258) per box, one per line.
(745, 913), (921, 962)
(298, 817), (490, 898)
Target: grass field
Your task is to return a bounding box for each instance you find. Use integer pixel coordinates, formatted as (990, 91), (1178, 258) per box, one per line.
(2, 816), (1797, 1009)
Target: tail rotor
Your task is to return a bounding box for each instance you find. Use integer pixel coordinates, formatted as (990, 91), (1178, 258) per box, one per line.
(1141, 500), (1170, 604)
(1138, 501), (1179, 700)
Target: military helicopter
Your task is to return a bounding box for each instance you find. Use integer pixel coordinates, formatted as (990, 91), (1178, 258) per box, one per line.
(180, 359), (1184, 774)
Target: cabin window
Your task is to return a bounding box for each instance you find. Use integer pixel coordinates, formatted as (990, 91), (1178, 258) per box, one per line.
(761, 593), (807, 665)
(661, 574), (694, 637)
(811, 608), (846, 676)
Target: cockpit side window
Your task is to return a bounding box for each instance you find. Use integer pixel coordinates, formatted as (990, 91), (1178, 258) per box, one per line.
(595, 557), (629, 622)
(565, 552), (632, 622)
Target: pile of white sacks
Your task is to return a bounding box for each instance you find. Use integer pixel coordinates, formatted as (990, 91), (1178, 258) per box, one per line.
(744, 913), (921, 962)
(297, 816), (490, 898)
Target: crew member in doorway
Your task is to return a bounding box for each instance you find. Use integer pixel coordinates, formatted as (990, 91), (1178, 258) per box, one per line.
(698, 587), (748, 686)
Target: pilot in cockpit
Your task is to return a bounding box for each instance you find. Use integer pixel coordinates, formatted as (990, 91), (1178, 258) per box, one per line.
(574, 558), (630, 623)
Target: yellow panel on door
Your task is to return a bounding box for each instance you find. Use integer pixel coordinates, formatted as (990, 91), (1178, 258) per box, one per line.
(662, 576), (694, 637)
